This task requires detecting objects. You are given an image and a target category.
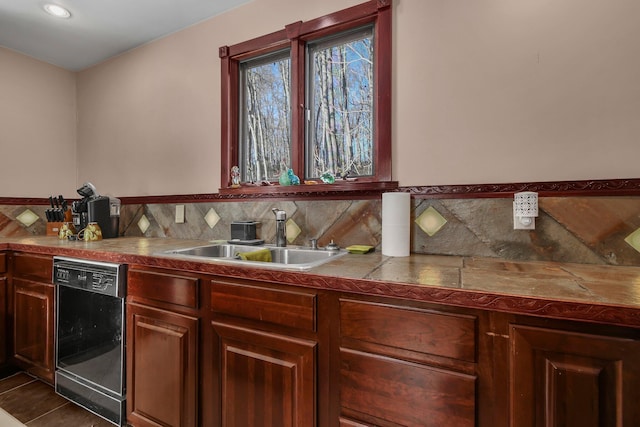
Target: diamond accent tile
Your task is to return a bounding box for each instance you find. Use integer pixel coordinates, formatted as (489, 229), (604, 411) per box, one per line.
(137, 215), (151, 234)
(624, 228), (640, 253)
(415, 206), (447, 237)
(204, 208), (220, 229)
(16, 209), (39, 227)
(286, 218), (301, 243)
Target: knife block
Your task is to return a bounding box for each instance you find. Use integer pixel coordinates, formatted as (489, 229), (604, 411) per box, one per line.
(46, 211), (73, 236)
(46, 222), (63, 236)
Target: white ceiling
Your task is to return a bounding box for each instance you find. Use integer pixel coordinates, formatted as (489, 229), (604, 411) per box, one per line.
(0, 0), (251, 71)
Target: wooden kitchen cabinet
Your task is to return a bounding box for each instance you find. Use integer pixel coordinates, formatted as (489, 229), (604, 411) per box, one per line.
(509, 323), (640, 427)
(127, 302), (199, 427)
(338, 298), (479, 427)
(0, 253), (7, 367)
(208, 278), (318, 427)
(126, 266), (200, 427)
(211, 321), (316, 427)
(11, 253), (54, 383)
(115, 259), (640, 427)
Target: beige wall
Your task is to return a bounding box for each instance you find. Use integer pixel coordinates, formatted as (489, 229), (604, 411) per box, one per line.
(76, 0), (366, 196)
(0, 47), (76, 198)
(6, 0), (640, 197)
(395, 0), (640, 186)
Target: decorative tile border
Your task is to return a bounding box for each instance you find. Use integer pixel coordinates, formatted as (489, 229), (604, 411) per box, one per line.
(3, 178), (638, 208)
(2, 185), (640, 266)
(404, 178), (640, 199)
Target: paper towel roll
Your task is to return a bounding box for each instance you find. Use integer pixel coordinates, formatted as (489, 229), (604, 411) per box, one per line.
(382, 192), (410, 256)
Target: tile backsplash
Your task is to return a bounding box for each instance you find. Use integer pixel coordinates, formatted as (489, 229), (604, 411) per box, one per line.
(2, 196), (640, 266)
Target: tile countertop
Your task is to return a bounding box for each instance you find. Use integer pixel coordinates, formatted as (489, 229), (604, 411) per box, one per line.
(2, 236), (640, 328)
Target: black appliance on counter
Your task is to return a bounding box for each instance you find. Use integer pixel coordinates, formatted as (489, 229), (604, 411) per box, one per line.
(53, 256), (126, 426)
(71, 182), (120, 238)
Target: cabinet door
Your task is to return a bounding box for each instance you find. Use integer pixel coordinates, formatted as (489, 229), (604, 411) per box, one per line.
(127, 303), (198, 427)
(12, 279), (55, 383)
(510, 324), (640, 427)
(0, 275), (6, 366)
(211, 321), (316, 427)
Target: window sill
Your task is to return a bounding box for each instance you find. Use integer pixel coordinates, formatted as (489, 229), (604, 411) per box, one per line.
(218, 181), (399, 199)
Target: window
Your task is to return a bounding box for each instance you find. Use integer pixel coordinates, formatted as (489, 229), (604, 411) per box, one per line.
(220, 0), (392, 192)
(240, 50), (291, 183)
(306, 26), (374, 179)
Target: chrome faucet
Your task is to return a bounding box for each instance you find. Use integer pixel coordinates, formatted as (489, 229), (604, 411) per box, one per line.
(272, 208), (287, 247)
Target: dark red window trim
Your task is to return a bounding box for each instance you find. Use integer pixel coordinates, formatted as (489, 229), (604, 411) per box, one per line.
(219, 0), (393, 195)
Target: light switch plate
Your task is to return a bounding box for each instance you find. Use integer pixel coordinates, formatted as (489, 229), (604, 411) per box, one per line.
(175, 205), (185, 223)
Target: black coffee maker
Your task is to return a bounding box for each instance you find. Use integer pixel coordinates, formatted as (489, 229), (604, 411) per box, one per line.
(71, 182), (120, 239)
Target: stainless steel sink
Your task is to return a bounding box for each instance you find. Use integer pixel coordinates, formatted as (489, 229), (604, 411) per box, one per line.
(168, 243), (255, 258)
(160, 243), (347, 270)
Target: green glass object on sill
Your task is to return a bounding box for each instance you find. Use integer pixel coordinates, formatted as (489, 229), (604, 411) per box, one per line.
(279, 170), (291, 186)
(288, 169), (300, 185)
(321, 172), (335, 184)
(279, 168), (300, 186)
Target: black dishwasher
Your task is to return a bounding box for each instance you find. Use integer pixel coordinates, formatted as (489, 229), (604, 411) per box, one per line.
(53, 256), (126, 426)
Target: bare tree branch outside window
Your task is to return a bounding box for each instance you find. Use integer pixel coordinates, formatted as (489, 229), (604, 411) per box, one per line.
(240, 52), (291, 183)
(239, 26), (374, 183)
(307, 26), (374, 179)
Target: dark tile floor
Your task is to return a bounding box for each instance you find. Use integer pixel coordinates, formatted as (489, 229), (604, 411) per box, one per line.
(0, 372), (113, 426)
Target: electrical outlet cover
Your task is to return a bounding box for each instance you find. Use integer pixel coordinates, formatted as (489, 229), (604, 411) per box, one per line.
(513, 207), (535, 230)
(175, 205), (185, 223)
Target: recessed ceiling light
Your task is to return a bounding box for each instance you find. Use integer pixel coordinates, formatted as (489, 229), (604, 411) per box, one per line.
(43, 3), (72, 19)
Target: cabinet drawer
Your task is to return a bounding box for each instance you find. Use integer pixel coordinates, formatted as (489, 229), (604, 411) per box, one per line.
(12, 253), (53, 283)
(0, 253), (6, 273)
(211, 279), (316, 333)
(128, 268), (199, 309)
(340, 299), (477, 363)
(340, 348), (476, 426)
